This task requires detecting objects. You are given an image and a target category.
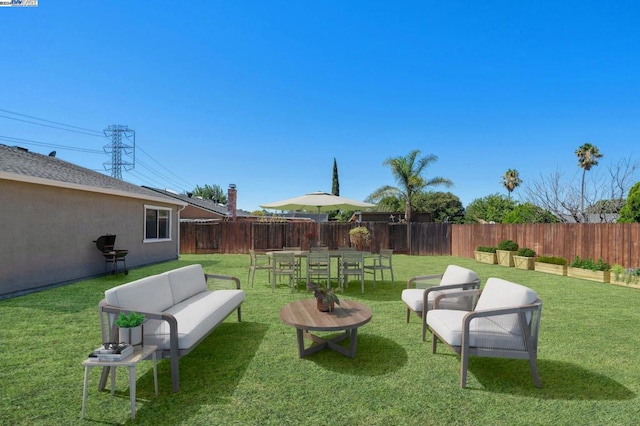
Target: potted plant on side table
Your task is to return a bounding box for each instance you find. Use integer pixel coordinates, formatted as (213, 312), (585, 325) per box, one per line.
(496, 239), (519, 267)
(116, 311), (145, 345)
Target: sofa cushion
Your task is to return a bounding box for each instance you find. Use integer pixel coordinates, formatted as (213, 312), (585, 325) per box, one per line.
(167, 264), (208, 305)
(473, 278), (538, 335)
(105, 274), (174, 313)
(427, 309), (526, 350)
(143, 289), (246, 350)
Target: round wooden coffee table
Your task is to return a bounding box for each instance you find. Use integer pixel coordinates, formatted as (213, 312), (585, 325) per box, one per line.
(280, 298), (372, 358)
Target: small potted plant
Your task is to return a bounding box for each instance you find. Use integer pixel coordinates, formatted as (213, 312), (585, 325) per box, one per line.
(305, 231), (316, 249)
(474, 246), (497, 264)
(534, 255), (568, 276)
(513, 247), (536, 270)
(496, 239), (519, 267)
(567, 256), (611, 283)
(349, 226), (370, 251)
(115, 311), (145, 345)
(308, 282), (340, 312)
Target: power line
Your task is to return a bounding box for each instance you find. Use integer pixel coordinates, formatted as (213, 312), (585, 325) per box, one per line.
(0, 108), (103, 135)
(0, 135), (103, 154)
(136, 144), (195, 189)
(0, 114), (104, 137)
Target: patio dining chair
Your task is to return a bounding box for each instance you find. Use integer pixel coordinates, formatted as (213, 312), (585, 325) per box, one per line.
(340, 251), (365, 293)
(306, 251), (331, 288)
(402, 265), (481, 341)
(364, 249), (394, 286)
(272, 252), (297, 292)
(248, 249), (271, 287)
(426, 277), (542, 388)
(282, 247), (302, 281)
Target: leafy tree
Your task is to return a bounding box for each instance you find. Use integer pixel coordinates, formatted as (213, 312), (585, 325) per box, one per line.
(502, 202), (559, 223)
(332, 158), (340, 196)
(191, 184), (227, 203)
(465, 193), (517, 223)
(618, 181), (640, 223)
(367, 149), (453, 224)
(501, 169), (522, 198)
(576, 143), (603, 213)
(413, 191), (465, 223)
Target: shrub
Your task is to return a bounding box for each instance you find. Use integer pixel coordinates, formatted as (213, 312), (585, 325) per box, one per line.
(569, 256), (611, 271)
(476, 246), (497, 253)
(497, 239), (519, 251)
(536, 255), (567, 265)
(517, 247), (536, 257)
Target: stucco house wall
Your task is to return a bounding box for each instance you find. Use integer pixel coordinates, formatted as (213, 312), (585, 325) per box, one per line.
(0, 145), (186, 298)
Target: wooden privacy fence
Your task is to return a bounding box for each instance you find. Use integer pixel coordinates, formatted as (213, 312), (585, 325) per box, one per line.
(179, 221), (451, 256)
(180, 222), (640, 268)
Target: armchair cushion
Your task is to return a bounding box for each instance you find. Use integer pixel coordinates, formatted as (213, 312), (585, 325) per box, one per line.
(474, 278), (538, 334)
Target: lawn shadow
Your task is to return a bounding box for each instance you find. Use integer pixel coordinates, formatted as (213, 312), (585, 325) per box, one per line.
(468, 358), (635, 400)
(129, 321), (269, 423)
(304, 333), (408, 377)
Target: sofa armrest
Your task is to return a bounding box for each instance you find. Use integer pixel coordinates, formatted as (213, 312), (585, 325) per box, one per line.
(407, 274), (443, 289)
(205, 273), (241, 289)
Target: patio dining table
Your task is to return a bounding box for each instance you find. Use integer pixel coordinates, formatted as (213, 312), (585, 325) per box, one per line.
(266, 249), (374, 286)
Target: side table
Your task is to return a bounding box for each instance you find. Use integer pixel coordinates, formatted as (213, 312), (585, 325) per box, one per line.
(81, 344), (158, 420)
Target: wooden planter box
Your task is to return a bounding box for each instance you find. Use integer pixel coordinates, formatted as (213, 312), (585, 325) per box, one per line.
(610, 276), (640, 289)
(513, 256), (535, 270)
(496, 250), (517, 267)
(474, 251), (497, 264)
(567, 267), (610, 283)
(534, 262), (567, 276)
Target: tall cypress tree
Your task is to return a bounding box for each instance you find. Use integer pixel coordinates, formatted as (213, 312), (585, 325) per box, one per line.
(332, 158), (340, 196)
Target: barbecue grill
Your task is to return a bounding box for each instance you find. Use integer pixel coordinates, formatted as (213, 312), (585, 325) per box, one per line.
(94, 234), (128, 275)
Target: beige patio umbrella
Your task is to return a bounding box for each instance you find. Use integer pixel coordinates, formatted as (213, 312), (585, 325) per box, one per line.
(261, 192), (375, 246)
(260, 191), (375, 212)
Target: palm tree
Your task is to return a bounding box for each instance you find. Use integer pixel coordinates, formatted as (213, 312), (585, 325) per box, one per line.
(501, 169), (522, 198)
(575, 143), (603, 213)
(367, 150), (452, 252)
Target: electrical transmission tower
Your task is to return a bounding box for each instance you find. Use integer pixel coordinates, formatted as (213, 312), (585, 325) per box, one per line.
(103, 125), (135, 179)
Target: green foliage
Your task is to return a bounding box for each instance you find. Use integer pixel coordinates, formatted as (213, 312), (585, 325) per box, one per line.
(413, 191), (465, 223)
(349, 226), (371, 246)
(502, 203), (559, 223)
(367, 149), (453, 223)
(114, 311), (145, 328)
(332, 157), (340, 196)
(618, 181), (640, 223)
(497, 239), (519, 251)
(536, 255), (568, 265)
(476, 246), (497, 253)
(569, 256), (611, 271)
(465, 193), (517, 223)
(501, 168), (522, 197)
(191, 184), (227, 203)
(517, 247), (536, 257)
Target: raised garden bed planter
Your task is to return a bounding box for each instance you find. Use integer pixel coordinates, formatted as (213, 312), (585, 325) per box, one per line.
(513, 255), (535, 270)
(610, 277), (640, 289)
(474, 251), (497, 264)
(497, 250), (517, 267)
(534, 262), (567, 276)
(567, 267), (610, 283)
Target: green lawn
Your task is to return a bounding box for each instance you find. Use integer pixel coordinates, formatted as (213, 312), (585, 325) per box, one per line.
(1, 254), (639, 425)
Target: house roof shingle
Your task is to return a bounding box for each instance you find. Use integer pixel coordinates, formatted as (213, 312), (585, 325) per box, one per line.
(0, 144), (186, 205)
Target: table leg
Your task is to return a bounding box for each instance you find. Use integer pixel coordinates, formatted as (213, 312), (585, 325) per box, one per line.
(152, 351), (158, 396)
(110, 366), (116, 395)
(82, 366), (89, 419)
(128, 365), (136, 419)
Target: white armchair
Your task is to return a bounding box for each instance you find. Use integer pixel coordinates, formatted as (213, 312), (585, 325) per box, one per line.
(402, 265), (481, 341)
(426, 277), (542, 388)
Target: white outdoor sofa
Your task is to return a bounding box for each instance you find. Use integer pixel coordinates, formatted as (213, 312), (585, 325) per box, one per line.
(98, 264), (245, 392)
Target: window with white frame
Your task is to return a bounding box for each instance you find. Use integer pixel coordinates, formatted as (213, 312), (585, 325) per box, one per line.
(144, 205), (172, 241)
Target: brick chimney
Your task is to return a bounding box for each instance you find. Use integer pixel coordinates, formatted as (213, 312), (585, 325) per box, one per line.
(227, 184), (237, 221)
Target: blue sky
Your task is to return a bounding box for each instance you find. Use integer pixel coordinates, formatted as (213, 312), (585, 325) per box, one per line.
(2, 1), (639, 212)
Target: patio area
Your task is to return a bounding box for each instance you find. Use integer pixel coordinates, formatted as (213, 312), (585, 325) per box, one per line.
(1, 254), (638, 425)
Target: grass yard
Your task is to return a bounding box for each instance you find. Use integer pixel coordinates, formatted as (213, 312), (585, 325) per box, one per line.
(1, 254), (639, 425)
